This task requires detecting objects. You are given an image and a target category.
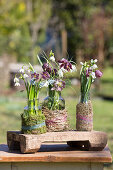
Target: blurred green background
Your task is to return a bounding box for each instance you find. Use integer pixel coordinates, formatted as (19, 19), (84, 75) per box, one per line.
(0, 0), (113, 169)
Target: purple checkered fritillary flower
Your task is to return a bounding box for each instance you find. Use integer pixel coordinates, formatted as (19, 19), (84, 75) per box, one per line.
(31, 72), (39, 80)
(42, 63), (52, 74)
(41, 71), (50, 80)
(58, 58), (72, 71)
(51, 80), (65, 91)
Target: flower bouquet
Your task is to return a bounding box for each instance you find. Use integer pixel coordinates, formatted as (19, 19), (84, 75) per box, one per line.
(76, 59), (102, 131)
(14, 64), (47, 134)
(38, 50), (77, 132)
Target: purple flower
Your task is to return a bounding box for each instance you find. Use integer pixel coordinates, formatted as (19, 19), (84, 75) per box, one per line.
(52, 68), (57, 76)
(42, 63), (52, 73)
(58, 58), (72, 71)
(86, 70), (89, 77)
(41, 71), (50, 80)
(95, 70), (103, 78)
(86, 68), (92, 77)
(51, 80), (65, 91)
(31, 72), (39, 80)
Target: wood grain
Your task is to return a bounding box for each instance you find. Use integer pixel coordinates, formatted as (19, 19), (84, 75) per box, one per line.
(7, 131), (108, 153)
(0, 144), (112, 163)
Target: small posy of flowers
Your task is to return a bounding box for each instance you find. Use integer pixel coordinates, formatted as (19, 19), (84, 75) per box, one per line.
(80, 59), (103, 103)
(38, 50), (77, 92)
(14, 63), (51, 101)
(80, 59), (102, 82)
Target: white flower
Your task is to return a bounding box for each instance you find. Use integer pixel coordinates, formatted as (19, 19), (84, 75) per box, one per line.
(58, 69), (63, 78)
(50, 56), (55, 62)
(91, 59), (94, 63)
(61, 67), (68, 73)
(43, 81), (49, 87)
(39, 81), (49, 88)
(19, 68), (24, 73)
(80, 62), (83, 65)
(15, 82), (20, 86)
(23, 74), (29, 79)
(94, 59), (98, 63)
(91, 64), (98, 70)
(48, 79), (55, 85)
(91, 72), (96, 79)
(70, 65), (77, 72)
(14, 77), (19, 83)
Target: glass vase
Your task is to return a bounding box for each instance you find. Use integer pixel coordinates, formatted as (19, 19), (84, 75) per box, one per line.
(21, 99), (46, 134)
(76, 92), (93, 131)
(42, 86), (69, 132)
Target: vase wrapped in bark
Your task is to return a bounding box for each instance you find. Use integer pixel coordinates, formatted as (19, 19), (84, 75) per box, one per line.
(76, 99), (93, 131)
(42, 85), (69, 132)
(76, 59), (103, 131)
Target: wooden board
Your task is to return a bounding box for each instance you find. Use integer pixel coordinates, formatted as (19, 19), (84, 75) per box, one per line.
(7, 131), (107, 153)
(0, 144), (112, 163)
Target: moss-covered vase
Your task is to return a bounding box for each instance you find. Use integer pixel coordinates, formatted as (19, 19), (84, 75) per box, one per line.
(21, 99), (46, 134)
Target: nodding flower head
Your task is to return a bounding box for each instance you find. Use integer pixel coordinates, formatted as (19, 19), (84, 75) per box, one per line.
(51, 80), (65, 91)
(95, 70), (103, 78)
(31, 72), (39, 80)
(41, 71), (50, 80)
(42, 63), (52, 73)
(58, 58), (72, 71)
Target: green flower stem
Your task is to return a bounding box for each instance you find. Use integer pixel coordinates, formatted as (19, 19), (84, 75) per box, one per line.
(80, 71), (92, 103)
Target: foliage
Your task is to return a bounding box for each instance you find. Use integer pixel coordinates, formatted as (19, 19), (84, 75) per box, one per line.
(0, 0), (52, 63)
(52, 0), (113, 63)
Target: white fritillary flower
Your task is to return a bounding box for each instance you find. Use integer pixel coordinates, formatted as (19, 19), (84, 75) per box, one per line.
(91, 64), (98, 70)
(58, 69), (63, 78)
(70, 65), (77, 72)
(43, 80), (49, 87)
(91, 72), (96, 79)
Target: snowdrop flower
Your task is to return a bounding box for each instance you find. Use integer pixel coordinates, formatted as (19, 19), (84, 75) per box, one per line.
(50, 56), (55, 62)
(14, 77), (19, 83)
(70, 65), (77, 72)
(80, 62), (83, 65)
(91, 64), (98, 70)
(19, 68), (24, 73)
(15, 82), (20, 86)
(58, 69), (63, 78)
(23, 74), (29, 79)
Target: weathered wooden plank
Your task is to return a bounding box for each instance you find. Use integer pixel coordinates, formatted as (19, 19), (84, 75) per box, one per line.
(7, 131), (108, 153)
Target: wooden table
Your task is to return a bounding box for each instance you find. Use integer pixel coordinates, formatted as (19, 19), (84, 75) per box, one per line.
(0, 144), (112, 170)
